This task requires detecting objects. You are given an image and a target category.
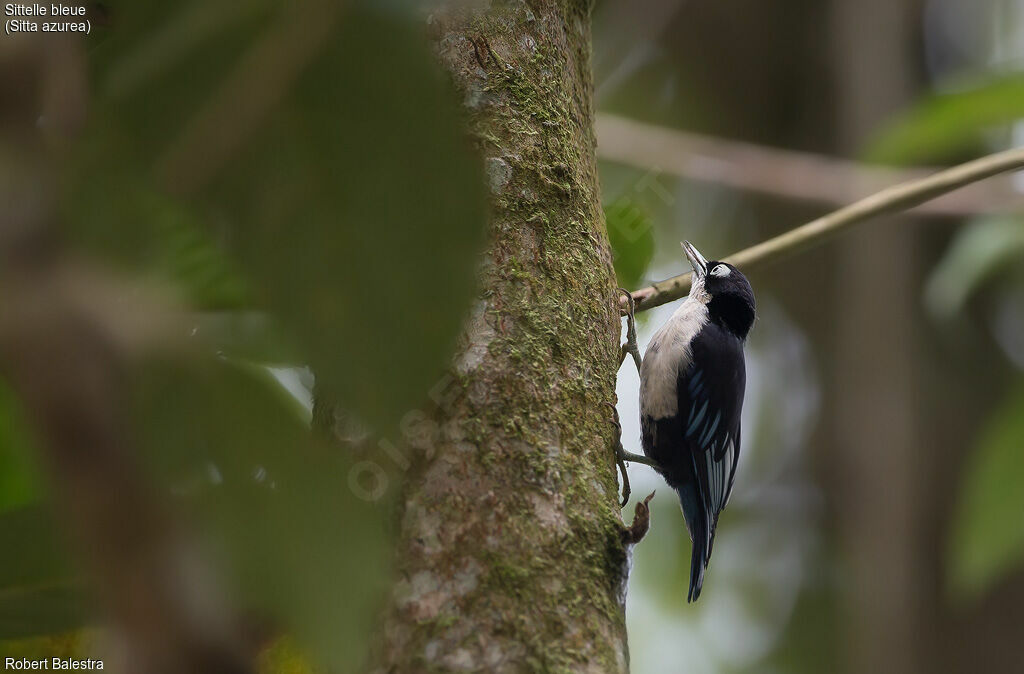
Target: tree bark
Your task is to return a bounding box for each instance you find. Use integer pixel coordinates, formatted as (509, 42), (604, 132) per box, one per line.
(371, 1), (630, 672)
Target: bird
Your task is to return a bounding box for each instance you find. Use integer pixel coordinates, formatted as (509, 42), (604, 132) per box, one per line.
(636, 241), (756, 602)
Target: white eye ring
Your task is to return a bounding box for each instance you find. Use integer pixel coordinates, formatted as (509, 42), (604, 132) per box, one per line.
(711, 264), (731, 278)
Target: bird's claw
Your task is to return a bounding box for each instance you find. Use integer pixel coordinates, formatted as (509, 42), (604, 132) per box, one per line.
(605, 401), (632, 507)
(617, 288), (642, 373)
(604, 400), (664, 507)
(617, 288), (635, 317)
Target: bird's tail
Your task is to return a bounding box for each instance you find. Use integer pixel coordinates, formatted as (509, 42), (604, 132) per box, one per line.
(676, 484), (709, 602)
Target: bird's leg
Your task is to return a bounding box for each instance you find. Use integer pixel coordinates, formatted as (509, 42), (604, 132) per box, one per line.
(606, 402), (632, 507)
(615, 291), (657, 466)
(617, 288), (642, 373)
(608, 291), (660, 506)
(605, 402), (661, 508)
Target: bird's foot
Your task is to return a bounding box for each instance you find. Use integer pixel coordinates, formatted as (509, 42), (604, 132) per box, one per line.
(604, 402), (661, 507)
(617, 288), (642, 374)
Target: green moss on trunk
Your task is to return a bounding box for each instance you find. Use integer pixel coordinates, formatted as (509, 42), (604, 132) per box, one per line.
(374, 1), (629, 671)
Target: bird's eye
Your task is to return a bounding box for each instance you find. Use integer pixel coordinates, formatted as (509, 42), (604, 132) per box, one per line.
(711, 264), (731, 278)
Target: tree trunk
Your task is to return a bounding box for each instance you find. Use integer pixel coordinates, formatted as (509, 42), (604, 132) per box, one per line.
(372, 1), (630, 671)
(828, 1), (928, 673)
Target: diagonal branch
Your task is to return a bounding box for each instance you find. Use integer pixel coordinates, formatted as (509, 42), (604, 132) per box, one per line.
(629, 145), (1024, 312)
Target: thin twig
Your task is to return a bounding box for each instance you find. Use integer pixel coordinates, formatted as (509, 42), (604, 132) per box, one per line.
(596, 113), (1024, 217)
(629, 145), (1024, 313)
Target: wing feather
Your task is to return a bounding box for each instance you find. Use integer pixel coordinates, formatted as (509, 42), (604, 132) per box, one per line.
(676, 323), (745, 541)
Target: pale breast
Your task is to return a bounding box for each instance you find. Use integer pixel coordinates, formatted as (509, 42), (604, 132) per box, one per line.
(639, 299), (708, 420)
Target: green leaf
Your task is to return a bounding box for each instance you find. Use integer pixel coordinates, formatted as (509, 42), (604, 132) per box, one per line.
(1, 357), (388, 655)
(948, 382), (1024, 599)
(865, 74), (1024, 164)
(0, 507), (88, 639)
(0, 380), (44, 512)
(131, 357), (389, 672)
(924, 217), (1024, 318)
(67, 1), (487, 434)
(209, 7), (486, 434)
(605, 198), (655, 290)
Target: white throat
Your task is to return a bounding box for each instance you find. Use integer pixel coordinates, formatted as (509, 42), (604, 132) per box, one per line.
(688, 273), (710, 305)
(639, 294), (709, 419)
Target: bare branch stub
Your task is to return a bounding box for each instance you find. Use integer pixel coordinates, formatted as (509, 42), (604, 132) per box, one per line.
(621, 491), (656, 545)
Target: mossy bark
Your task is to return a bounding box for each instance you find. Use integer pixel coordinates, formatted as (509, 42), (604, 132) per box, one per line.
(372, 1), (629, 671)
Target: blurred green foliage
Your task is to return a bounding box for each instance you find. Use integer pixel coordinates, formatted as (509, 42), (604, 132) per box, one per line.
(0, 507), (87, 639)
(866, 74), (1024, 164)
(2, 0), (487, 668)
(767, 579), (839, 674)
(0, 631), (97, 664)
(65, 170), (251, 309)
(925, 217), (1024, 318)
(257, 636), (319, 674)
(605, 198), (656, 289)
(0, 381), (42, 512)
(924, 216), (1024, 599)
(871, 76), (1024, 605)
(948, 381), (1024, 599)
(70, 0), (488, 433)
(132, 358), (388, 671)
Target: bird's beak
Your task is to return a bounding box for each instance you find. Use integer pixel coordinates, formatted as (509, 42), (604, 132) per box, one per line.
(682, 241), (708, 279)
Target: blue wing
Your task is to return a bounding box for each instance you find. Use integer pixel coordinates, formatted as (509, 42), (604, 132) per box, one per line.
(682, 322), (745, 528)
(676, 322), (745, 599)
(639, 320), (746, 601)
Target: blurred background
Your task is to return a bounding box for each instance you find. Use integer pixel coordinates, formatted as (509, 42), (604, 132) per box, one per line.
(2, 0), (1024, 672)
(598, 1), (1024, 673)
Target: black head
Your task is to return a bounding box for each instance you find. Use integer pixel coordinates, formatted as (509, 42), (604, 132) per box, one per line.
(682, 241), (756, 339)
